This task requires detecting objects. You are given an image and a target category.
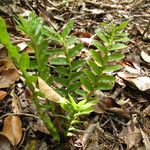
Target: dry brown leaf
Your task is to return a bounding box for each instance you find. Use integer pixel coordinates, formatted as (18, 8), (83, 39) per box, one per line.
(131, 77), (150, 91)
(33, 119), (49, 134)
(2, 115), (23, 146)
(38, 77), (65, 103)
(119, 125), (142, 149)
(140, 128), (150, 150)
(0, 90), (7, 101)
(11, 91), (21, 113)
(143, 105), (150, 117)
(141, 50), (150, 63)
(0, 59), (19, 89)
(109, 107), (130, 119)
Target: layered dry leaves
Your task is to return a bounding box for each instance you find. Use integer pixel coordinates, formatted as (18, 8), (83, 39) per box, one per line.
(2, 115), (23, 146)
(38, 77), (65, 103)
(118, 60), (150, 91)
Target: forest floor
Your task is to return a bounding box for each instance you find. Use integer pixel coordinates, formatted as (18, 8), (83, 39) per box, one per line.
(0, 0), (150, 149)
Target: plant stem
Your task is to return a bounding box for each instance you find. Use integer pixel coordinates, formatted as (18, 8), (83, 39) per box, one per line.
(61, 39), (73, 93)
(32, 92), (60, 142)
(65, 112), (75, 136)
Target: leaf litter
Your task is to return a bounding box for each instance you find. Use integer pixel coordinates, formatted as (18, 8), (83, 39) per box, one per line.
(0, 0), (150, 149)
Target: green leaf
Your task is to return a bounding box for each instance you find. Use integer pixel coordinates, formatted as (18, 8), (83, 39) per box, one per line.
(67, 82), (81, 92)
(55, 66), (69, 76)
(71, 60), (86, 71)
(69, 94), (77, 110)
(6, 44), (20, 64)
(61, 101), (74, 113)
(103, 64), (122, 72)
(42, 26), (60, 42)
(90, 49), (104, 66)
(0, 17), (10, 44)
(108, 53), (124, 61)
(92, 39), (107, 54)
(116, 33), (128, 37)
(15, 15), (29, 35)
(43, 25), (59, 36)
(19, 52), (30, 71)
(68, 44), (84, 58)
(51, 57), (68, 65)
(77, 99), (87, 107)
(87, 59), (101, 75)
(96, 83), (113, 90)
(71, 120), (83, 125)
(80, 101), (96, 110)
(54, 77), (68, 86)
(80, 76), (93, 91)
(95, 30), (109, 45)
(26, 75), (37, 84)
(110, 43), (127, 51)
(61, 20), (74, 38)
(69, 71), (83, 82)
(75, 89), (88, 97)
(116, 21), (128, 31)
(114, 37), (130, 42)
(47, 48), (64, 55)
(30, 59), (38, 69)
(75, 107), (94, 116)
(98, 75), (116, 83)
(0, 17), (20, 63)
(66, 36), (77, 46)
(84, 69), (96, 83)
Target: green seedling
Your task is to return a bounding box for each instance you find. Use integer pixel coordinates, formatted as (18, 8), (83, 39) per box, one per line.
(43, 20), (85, 97)
(81, 21), (129, 100)
(0, 12), (129, 142)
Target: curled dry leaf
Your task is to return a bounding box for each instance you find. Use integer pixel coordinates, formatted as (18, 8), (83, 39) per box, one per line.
(0, 59), (19, 89)
(38, 77), (65, 103)
(2, 115), (23, 146)
(0, 90), (7, 101)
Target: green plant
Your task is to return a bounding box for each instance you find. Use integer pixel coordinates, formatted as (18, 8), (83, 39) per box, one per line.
(0, 14), (60, 142)
(15, 12), (52, 83)
(0, 12), (129, 142)
(80, 21), (129, 100)
(42, 20), (85, 97)
(61, 95), (95, 136)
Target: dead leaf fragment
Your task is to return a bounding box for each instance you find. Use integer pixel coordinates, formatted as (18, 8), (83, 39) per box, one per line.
(0, 59), (19, 89)
(141, 50), (150, 63)
(0, 90), (7, 101)
(131, 77), (150, 91)
(143, 105), (150, 117)
(38, 77), (65, 103)
(2, 115), (23, 146)
(0, 133), (14, 150)
(119, 125), (142, 149)
(140, 128), (150, 150)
